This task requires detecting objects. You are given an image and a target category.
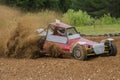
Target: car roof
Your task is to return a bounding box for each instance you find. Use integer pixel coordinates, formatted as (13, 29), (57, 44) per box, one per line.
(49, 22), (72, 29)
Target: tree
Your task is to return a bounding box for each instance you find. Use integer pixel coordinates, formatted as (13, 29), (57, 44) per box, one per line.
(0, 0), (119, 17)
(108, 0), (120, 17)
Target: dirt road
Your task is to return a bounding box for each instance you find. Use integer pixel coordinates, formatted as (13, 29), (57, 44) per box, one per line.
(0, 36), (120, 80)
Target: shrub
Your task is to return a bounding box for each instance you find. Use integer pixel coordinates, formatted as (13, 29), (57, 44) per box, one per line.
(117, 18), (120, 24)
(62, 9), (94, 26)
(100, 14), (118, 24)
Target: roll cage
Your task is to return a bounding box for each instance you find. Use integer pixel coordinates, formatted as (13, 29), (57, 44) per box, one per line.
(45, 24), (80, 44)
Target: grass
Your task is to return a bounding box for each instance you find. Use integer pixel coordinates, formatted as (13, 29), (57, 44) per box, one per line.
(76, 24), (120, 35)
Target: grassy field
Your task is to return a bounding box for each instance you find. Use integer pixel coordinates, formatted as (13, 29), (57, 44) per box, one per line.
(77, 24), (120, 35)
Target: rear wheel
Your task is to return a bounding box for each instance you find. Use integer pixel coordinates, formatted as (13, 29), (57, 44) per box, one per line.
(72, 45), (87, 60)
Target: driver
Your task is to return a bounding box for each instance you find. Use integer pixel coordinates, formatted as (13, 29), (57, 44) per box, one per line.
(54, 27), (66, 36)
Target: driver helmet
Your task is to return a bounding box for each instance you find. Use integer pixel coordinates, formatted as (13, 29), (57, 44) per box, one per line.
(57, 28), (65, 36)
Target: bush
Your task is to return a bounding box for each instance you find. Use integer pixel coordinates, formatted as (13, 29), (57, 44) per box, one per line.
(117, 18), (120, 24)
(100, 14), (119, 24)
(62, 9), (94, 26)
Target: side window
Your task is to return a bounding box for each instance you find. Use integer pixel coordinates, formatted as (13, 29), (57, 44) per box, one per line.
(46, 26), (67, 43)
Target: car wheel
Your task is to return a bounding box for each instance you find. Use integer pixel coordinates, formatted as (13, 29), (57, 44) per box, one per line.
(72, 44), (87, 60)
(108, 42), (117, 56)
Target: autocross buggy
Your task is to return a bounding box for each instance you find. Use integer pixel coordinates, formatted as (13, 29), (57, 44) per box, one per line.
(37, 20), (117, 60)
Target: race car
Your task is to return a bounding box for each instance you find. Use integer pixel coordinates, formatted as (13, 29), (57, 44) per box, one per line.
(37, 20), (117, 60)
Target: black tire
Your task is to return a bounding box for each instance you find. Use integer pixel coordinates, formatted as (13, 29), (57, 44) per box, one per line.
(108, 42), (117, 56)
(72, 44), (87, 60)
(39, 51), (45, 57)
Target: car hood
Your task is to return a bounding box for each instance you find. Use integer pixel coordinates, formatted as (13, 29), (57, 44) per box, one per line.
(69, 37), (98, 47)
(78, 37), (98, 46)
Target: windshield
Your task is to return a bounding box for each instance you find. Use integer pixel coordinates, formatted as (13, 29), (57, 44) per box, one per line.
(67, 27), (80, 39)
(67, 27), (77, 35)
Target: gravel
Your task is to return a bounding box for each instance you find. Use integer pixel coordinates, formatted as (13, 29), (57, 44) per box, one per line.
(0, 36), (120, 80)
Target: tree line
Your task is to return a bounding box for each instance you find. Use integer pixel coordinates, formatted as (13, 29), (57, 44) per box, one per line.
(0, 0), (120, 18)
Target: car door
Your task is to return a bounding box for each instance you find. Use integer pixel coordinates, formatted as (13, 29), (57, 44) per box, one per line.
(43, 34), (70, 52)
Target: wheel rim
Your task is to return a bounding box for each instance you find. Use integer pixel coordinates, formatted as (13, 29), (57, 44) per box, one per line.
(74, 49), (81, 58)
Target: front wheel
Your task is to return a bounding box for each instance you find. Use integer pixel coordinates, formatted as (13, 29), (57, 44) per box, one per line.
(72, 44), (87, 60)
(108, 42), (117, 56)
(105, 42), (117, 56)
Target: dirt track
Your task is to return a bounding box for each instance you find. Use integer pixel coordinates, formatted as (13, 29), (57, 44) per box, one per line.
(0, 36), (120, 80)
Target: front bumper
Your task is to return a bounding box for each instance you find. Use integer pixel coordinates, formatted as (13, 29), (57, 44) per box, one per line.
(93, 43), (105, 55)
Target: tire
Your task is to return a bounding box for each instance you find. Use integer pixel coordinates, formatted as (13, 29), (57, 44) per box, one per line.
(72, 44), (87, 60)
(108, 42), (117, 56)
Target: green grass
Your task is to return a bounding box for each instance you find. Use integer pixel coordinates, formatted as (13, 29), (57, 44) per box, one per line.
(76, 24), (120, 35)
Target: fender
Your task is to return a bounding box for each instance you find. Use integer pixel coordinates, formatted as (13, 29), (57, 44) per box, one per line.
(70, 42), (86, 53)
(100, 38), (114, 43)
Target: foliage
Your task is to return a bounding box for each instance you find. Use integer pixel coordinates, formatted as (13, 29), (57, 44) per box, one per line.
(62, 9), (94, 26)
(100, 14), (119, 25)
(0, 0), (120, 18)
(62, 9), (120, 26)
